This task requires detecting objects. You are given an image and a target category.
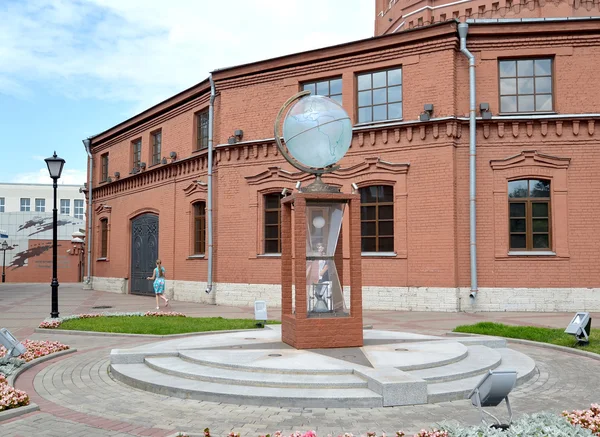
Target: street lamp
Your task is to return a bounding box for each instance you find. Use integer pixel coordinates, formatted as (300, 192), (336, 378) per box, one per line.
(45, 151), (66, 318)
(1, 241), (8, 283)
(70, 231), (85, 282)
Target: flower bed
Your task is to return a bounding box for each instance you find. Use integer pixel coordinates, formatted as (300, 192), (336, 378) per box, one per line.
(0, 373), (30, 412)
(39, 311), (186, 329)
(0, 340), (70, 363)
(174, 407), (600, 437)
(564, 403), (600, 435)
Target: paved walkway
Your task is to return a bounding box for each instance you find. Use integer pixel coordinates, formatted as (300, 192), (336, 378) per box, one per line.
(1, 283), (599, 436)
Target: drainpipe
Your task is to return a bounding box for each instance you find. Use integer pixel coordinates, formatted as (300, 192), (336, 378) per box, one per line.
(82, 138), (93, 287)
(205, 75), (216, 299)
(458, 22), (478, 301)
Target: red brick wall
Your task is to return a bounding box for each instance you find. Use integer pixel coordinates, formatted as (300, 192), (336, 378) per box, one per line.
(4, 239), (81, 284)
(375, 0), (600, 36)
(88, 20), (600, 297)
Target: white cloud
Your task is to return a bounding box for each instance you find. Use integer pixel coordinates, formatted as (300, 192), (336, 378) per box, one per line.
(12, 168), (87, 185)
(0, 0), (373, 113)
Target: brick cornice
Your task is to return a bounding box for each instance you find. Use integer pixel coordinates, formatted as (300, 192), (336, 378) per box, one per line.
(212, 22), (458, 82)
(490, 150), (571, 170)
(245, 157), (409, 186)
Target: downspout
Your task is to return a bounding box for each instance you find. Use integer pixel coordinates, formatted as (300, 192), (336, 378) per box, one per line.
(82, 138), (93, 287)
(458, 22), (478, 301)
(205, 75), (216, 298)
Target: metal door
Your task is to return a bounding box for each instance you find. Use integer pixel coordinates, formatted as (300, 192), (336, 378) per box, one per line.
(130, 214), (159, 295)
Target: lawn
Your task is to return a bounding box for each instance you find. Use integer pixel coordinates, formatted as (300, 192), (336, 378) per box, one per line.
(453, 322), (600, 355)
(57, 316), (280, 335)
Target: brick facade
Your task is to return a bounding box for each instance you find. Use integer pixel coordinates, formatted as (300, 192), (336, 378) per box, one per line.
(87, 9), (600, 312)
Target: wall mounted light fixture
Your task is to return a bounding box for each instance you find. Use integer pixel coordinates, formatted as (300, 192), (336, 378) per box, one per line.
(480, 102), (492, 120)
(419, 104), (434, 122)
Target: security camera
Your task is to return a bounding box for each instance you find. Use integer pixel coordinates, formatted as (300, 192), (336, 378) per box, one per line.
(295, 181), (302, 189)
(281, 188), (289, 196)
(351, 183), (359, 190)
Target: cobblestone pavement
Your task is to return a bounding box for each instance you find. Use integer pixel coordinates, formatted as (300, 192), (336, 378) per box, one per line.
(1, 283), (600, 436)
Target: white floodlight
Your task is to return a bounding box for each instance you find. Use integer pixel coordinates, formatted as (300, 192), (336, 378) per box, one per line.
(0, 328), (27, 358)
(565, 312), (591, 345)
(254, 300), (268, 327)
(468, 370), (517, 429)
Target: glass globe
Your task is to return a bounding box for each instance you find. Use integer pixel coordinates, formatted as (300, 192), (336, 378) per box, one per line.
(282, 95), (352, 169)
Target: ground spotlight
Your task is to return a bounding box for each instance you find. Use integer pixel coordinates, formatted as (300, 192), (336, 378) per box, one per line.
(565, 312), (591, 345)
(0, 328), (27, 358)
(468, 370), (517, 429)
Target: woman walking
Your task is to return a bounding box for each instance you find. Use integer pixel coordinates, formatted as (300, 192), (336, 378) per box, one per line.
(147, 259), (169, 310)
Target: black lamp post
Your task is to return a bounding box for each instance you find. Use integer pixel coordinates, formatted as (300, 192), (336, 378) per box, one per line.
(45, 151), (66, 318)
(1, 241), (8, 283)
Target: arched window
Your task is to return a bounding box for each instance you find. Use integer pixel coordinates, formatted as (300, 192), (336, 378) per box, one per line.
(100, 218), (108, 258)
(264, 193), (283, 254)
(508, 179), (551, 250)
(193, 201), (206, 255)
(359, 185), (394, 252)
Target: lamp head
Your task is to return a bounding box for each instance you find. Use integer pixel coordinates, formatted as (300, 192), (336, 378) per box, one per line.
(45, 151), (66, 179)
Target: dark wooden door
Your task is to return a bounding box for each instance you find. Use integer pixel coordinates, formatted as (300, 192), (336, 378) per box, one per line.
(130, 214), (159, 295)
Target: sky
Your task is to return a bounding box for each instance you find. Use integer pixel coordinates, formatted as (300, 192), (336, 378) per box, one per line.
(0, 0), (374, 185)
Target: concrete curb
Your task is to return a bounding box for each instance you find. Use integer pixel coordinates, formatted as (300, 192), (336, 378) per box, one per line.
(7, 348), (78, 386)
(446, 331), (600, 361)
(0, 403), (40, 422)
(1, 349), (76, 423)
(34, 327), (274, 338)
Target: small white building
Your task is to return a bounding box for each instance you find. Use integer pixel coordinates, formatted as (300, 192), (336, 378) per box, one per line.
(0, 183), (86, 219)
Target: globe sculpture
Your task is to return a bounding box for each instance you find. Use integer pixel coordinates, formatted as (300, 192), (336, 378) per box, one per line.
(275, 92), (352, 183)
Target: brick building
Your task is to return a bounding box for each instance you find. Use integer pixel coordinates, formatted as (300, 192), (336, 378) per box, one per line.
(86, 1), (600, 311)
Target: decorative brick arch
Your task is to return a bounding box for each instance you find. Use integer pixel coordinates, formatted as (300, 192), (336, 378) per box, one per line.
(490, 150), (571, 258)
(245, 157), (410, 259)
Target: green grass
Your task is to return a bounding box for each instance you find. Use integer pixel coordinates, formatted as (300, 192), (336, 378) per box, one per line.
(57, 316), (280, 335)
(453, 322), (600, 354)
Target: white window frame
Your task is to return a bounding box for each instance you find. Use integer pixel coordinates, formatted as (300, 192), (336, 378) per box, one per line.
(60, 199), (71, 215)
(74, 199), (85, 219)
(20, 198), (30, 211)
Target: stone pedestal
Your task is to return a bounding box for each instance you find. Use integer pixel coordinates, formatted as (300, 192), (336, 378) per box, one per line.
(281, 191), (363, 349)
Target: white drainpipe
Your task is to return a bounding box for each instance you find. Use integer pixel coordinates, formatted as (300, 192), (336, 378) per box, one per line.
(82, 138), (93, 287)
(458, 22), (478, 301)
(205, 75), (216, 300)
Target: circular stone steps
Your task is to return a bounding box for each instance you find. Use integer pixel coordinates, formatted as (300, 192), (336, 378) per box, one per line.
(109, 327), (536, 407)
(145, 356), (368, 388)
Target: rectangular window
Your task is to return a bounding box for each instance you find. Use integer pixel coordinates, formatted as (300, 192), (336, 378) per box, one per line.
(132, 139), (142, 169)
(60, 199), (70, 215)
(101, 153), (108, 182)
(35, 198), (45, 212)
(360, 186), (394, 252)
(152, 130), (162, 165)
(193, 202), (206, 255)
(100, 219), (108, 258)
(499, 58), (553, 113)
(74, 199), (85, 219)
(196, 111), (209, 151)
(508, 179), (551, 250)
(20, 198), (30, 212)
(264, 193), (282, 254)
(357, 67), (403, 123)
(302, 77), (342, 105)
(0, 197), (4, 212)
